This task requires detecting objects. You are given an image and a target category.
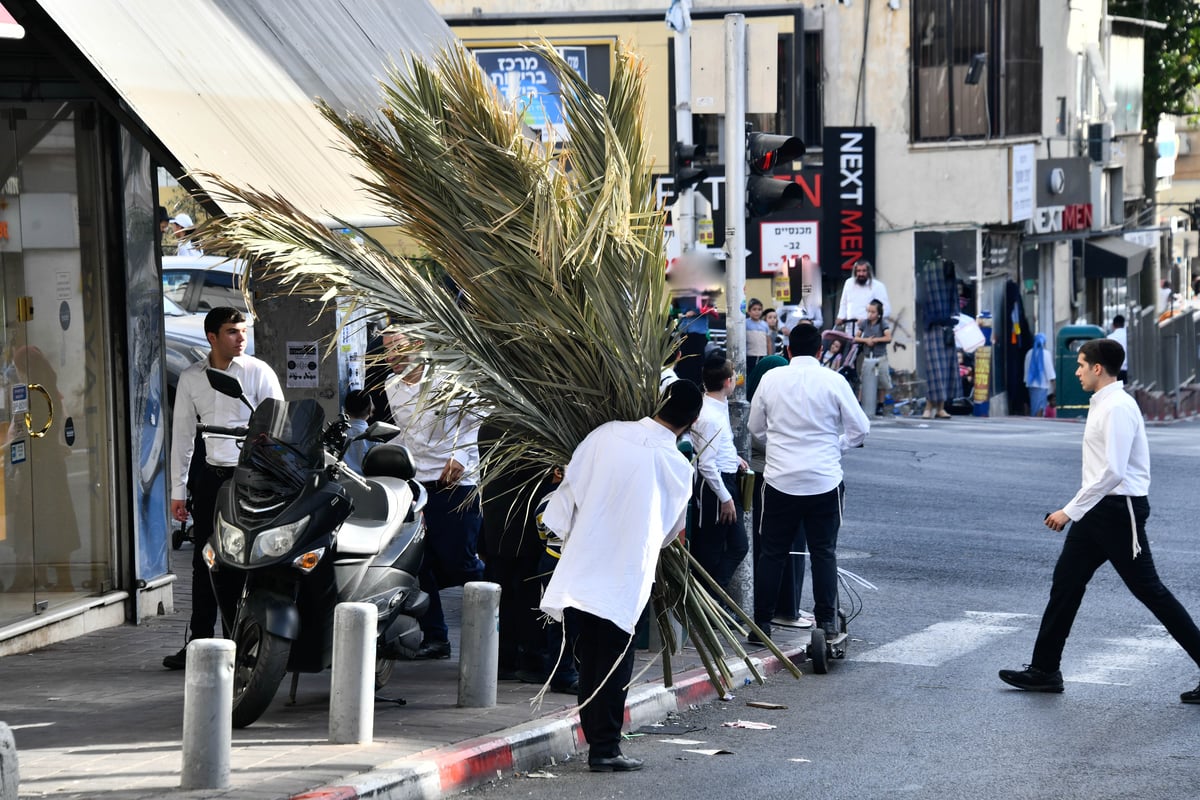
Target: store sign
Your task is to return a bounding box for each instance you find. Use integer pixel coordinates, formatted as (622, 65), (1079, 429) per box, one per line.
(1030, 157), (1093, 235)
(1010, 144), (1035, 222)
(821, 127), (876, 275)
(1031, 203), (1094, 234)
(473, 47), (587, 141)
(760, 221), (819, 273)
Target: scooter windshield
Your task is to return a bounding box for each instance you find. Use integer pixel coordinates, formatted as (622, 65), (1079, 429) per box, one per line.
(240, 398), (326, 492)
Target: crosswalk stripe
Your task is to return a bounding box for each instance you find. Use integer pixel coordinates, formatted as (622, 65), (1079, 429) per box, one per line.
(1066, 625), (1175, 686)
(856, 611), (1035, 667)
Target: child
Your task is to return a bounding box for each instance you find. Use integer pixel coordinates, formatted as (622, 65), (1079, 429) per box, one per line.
(342, 389), (375, 474)
(1044, 393), (1057, 419)
(821, 337), (846, 370)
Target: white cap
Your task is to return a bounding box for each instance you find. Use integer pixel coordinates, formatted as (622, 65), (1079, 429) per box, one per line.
(171, 213), (194, 228)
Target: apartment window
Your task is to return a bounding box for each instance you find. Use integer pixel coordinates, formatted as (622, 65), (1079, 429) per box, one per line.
(912, 0), (1041, 142)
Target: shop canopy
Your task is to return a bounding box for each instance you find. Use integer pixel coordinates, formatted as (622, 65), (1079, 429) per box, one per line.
(35, 0), (455, 227)
(1083, 236), (1150, 279)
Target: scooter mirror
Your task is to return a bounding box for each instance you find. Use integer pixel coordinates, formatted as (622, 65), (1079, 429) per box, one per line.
(206, 367), (253, 411)
(362, 421), (402, 443)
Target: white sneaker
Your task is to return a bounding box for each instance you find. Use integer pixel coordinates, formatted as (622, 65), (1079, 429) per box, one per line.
(771, 615), (814, 629)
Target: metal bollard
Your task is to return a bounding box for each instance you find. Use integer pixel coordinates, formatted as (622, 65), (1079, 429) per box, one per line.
(0, 721), (18, 800)
(329, 602), (378, 744)
(181, 639), (235, 790)
(458, 581), (501, 708)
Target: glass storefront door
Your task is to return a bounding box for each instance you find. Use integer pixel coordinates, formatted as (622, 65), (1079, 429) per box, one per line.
(0, 103), (113, 626)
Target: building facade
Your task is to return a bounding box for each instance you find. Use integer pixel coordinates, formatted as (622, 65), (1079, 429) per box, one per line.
(432, 0), (1151, 413)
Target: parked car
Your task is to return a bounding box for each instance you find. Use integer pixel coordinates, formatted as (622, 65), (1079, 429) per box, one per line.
(162, 254), (250, 315)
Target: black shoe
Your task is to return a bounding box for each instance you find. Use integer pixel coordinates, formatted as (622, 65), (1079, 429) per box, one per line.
(550, 678), (579, 694)
(1181, 682), (1200, 704)
(875, 403), (885, 416)
(515, 668), (550, 684)
(588, 754), (643, 772)
(413, 640), (451, 660)
(818, 620), (839, 639)
(162, 647), (187, 671)
(747, 627), (771, 647)
(998, 665), (1064, 693)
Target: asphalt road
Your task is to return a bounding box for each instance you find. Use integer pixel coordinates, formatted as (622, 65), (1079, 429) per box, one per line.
(463, 414), (1200, 800)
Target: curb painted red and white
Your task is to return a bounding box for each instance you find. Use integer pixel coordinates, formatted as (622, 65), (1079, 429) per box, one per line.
(289, 646), (805, 800)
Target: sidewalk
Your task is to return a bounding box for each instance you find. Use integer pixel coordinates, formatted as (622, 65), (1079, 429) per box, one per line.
(1, 546), (807, 800)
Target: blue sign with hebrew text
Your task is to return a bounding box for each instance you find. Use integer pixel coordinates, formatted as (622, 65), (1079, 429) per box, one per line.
(473, 47), (588, 139)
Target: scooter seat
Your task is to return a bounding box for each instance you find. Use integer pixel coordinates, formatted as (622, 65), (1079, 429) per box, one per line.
(336, 478), (413, 555)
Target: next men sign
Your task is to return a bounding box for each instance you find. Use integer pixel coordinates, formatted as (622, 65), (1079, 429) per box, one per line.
(1030, 157), (1094, 235)
(821, 128), (876, 275)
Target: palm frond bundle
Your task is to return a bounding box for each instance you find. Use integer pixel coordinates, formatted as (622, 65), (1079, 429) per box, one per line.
(199, 41), (798, 693)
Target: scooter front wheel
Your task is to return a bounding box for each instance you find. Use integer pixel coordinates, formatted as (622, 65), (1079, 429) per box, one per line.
(231, 608), (292, 728)
(375, 656), (394, 690)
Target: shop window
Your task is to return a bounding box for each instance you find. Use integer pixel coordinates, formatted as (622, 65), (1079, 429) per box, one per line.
(911, 0), (1041, 142)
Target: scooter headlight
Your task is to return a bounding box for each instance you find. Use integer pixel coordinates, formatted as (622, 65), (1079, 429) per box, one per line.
(250, 515), (310, 563)
(217, 514), (245, 562)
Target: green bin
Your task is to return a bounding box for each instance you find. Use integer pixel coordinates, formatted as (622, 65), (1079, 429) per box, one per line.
(1055, 325), (1105, 418)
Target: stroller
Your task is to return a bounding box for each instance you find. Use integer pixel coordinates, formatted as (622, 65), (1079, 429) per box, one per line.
(821, 327), (860, 395)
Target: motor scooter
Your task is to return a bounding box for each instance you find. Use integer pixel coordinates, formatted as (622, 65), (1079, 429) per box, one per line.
(199, 367), (429, 728)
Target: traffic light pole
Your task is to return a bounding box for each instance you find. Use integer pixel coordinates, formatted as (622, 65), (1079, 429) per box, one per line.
(671, 0), (696, 253)
(723, 13), (749, 460)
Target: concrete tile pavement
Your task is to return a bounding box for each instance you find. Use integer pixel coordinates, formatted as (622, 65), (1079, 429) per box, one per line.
(1, 546), (808, 800)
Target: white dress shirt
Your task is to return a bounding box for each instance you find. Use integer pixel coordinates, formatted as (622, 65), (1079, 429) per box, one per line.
(692, 394), (740, 503)
(1107, 327), (1129, 371)
(170, 354), (283, 501)
(540, 418), (693, 633)
(836, 276), (890, 324)
(1062, 381), (1149, 521)
(748, 356), (870, 496)
(385, 373), (480, 485)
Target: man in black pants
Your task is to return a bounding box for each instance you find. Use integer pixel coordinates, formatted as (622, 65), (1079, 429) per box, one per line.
(164, 307), (282, 670)
(748, 323), (870, 643)
(539, 381), (703, 772)
(1000, 339), (1200, 701)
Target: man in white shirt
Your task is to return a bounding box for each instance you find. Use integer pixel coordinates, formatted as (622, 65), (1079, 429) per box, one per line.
(381, 329), (484, 660)
(540, 380), (702, 773)
(1000, 339), (1200, 702)
(748, 323), (870, 642)
(690, 358), (749, 591)
(1107, 314), (1128, 381)
(834, 259), (890, 333)
(164, 307), (283, 670)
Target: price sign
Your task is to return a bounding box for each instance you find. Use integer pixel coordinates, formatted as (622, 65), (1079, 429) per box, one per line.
(759, 221), (819, 273)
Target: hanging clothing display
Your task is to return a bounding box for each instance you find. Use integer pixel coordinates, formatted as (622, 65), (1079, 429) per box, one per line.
(917, 257), (960, 403)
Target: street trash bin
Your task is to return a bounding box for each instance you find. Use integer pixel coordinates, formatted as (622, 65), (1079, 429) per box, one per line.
(1055, 324), (1106, 418)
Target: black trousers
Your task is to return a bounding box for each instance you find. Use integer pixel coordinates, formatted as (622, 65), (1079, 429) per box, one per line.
(691, 472), (749, 591)
(755, 483), (843, 630)
(751, 473), (800, 618)
(565, 608), (636, 759)
(484, 551), (545, 673)
(188, 462), (234, 640)
(1032, 495), (1200, 672)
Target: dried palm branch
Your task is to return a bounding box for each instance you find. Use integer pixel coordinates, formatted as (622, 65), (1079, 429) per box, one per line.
(199, 40), (798, 694)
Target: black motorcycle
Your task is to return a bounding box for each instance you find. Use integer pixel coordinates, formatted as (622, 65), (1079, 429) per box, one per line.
(199, 368), (428, 727)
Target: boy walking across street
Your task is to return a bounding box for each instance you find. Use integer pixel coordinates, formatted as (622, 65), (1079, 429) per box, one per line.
(1000, 339), (1200, 701)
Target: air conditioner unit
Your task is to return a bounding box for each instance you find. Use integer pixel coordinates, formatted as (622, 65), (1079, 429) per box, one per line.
(1088, 121), (1113, 164)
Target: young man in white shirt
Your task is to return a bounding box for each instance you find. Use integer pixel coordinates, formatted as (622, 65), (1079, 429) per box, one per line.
(690, 358), (749, 592)
(164, 307), (283, 670)
(540, 380), (703, 773)
(1000, 339), (1200, 701)
(748, 323), (870, 642)
(380, 329), (484, 660)
(1107, 314), (1128, 381)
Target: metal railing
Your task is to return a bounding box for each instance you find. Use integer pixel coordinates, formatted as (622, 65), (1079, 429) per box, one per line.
(1127, 305), (1200, 410)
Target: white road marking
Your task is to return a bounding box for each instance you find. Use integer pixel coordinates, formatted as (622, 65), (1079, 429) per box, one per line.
(856, 611), (1035, 667)
(1066, 625), (1175, 686)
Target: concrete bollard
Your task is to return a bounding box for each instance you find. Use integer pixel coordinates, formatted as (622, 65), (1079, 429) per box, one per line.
(181, 639), (235, 790)
(457, 581), (501, 708)
(0, 721), (18, 800)
(329, 602), (378, 744)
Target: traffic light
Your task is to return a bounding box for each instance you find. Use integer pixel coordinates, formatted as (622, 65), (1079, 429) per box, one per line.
(674, 142), (708, 193)
(747, 131), (806, 217)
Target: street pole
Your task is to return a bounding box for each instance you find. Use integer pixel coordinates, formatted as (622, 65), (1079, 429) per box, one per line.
(723, 14), (754, 614)
(724, 13), (748, 457)
(671, 0), (697, 254)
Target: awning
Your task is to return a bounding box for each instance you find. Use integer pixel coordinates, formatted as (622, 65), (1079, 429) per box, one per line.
(0, 3), (24, 39)
(1084, 236), (1150, 279)
(34, 0), (456, 227)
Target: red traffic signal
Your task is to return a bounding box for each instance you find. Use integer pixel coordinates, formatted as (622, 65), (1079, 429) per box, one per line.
(748, 132), (805, 174)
